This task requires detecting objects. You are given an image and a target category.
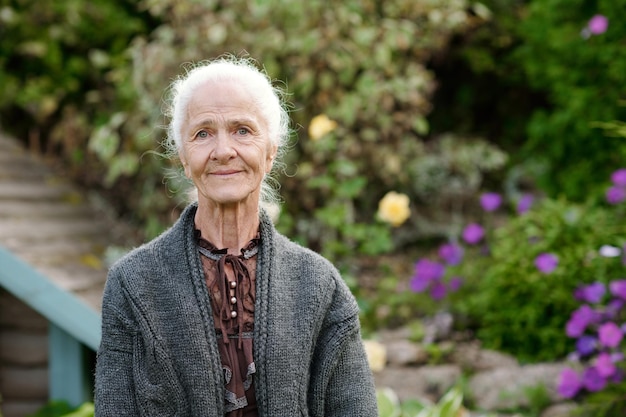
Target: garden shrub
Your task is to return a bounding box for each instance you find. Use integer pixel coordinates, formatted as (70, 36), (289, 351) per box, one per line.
(1, 0), (508, 260)
(557, 279), (626, 417)
(513, 0), (626, 201)
(454, 197), (626, 362)
(431, 0), (626, 202)
(126, 0), (498, 259)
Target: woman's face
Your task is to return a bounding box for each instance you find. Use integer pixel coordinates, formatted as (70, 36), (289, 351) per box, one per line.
(179, 79), (277, 209)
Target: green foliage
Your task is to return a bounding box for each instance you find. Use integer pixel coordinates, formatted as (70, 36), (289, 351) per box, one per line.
(123, 0), (502, 256)
(28, 401), (93, 417)
(513, 0), (626, 200)
(0, 0), (175, 238)
(377, 386), (495, 417)
(452, 197), (626, 362)
(0, 0), (505, 256)
(522, 383), (552, 417)
(578, 386), (626, 417)
(438, 0), (626, 201)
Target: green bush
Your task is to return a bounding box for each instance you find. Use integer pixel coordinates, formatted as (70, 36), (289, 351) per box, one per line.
(514, 0), (626, 200)
(1, 0), (509, 260)
(432, 0), (626, 201)
(454, 197), (626, 362)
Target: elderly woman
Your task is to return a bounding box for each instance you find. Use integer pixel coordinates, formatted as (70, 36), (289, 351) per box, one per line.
(94, 56), (378, 417)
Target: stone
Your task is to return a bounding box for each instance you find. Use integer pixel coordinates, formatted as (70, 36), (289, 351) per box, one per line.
(540, 403), (579, 417)
(469, 363), (568, 411)
(374, 364), (462, 403)
(452, 342), (519, 371)
(385, 339), (429, 366)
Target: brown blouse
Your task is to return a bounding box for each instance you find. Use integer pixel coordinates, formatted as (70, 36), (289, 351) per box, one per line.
(196, 230), (259, 417)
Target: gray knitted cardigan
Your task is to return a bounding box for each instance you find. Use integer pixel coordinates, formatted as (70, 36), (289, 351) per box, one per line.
(95, 203), (378, 417)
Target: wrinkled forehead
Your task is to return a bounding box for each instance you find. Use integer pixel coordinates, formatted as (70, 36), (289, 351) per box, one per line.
(187, 79), (262, 115)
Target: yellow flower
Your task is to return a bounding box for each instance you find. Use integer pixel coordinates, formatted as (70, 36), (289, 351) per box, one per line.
(308, 114), (338, 140)
(377, 191), (411, 227)
(363, 340), (387, 372)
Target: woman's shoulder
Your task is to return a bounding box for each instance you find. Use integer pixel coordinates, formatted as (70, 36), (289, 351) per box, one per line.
(274, 232), (337, 272)
(109, 205), (195, 278)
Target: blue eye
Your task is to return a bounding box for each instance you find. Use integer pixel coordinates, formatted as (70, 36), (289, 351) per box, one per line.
(237, 128), (249, 135)
(197, 130), (208, 138)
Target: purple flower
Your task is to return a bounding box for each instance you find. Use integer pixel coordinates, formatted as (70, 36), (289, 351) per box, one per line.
(438, 243), (464, 266)
(462, 223), (484, 245)
(411, 259), (445, 293)
(557, 368), (582, 398)
(606, 186), (626, 204)
(480, 192), (502, 212)
(588, 14), (609, 35)
(430, 281), (447, 300)
(449, 276), (463, 292)
(599, 322), (623, 348)
(611, 368), (625, 383)
(574, 282), (606, 304)
(517, 193), (534, 214)
(576, 335), (597, 356)
(566, 305), (598, 338)
(535, 253), (558, 274)
(595, 352), (616, 378)
(609, 280), (626, 300)
(414, 259), (445, 281)
(410, 275), (429, 292)
(611, 168), (626, 186)
(605, 299), (625, 319)
(582, 367), (607, 392)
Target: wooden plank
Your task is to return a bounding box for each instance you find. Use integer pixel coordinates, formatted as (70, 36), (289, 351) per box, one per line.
(0, 246), (101, 350)
(0, 200), (94, 219)
(0, 290), (48, 331)
(0, 182), (78, 201)
(1, 400), (47, 417)
(0, 330), (47, 366)
(0, 366), (48, 398)
(0, 218), (109, 240)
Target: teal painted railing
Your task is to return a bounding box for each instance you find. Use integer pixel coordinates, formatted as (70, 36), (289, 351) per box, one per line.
(0, 246), (101, 349)
(0, 245), (101, 406)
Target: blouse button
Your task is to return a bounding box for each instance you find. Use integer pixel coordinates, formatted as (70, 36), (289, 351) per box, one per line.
(230, 297), (237, 304)
(230, 311), (238, 318)
(230, 281), (237, 288)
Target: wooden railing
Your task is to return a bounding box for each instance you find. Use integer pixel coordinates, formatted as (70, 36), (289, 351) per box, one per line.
(0, 246), (99, 408)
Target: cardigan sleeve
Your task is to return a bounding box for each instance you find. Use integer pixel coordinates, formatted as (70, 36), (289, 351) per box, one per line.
(94, 267), (139, 416)
(307, 274), (379, 417)
(323, 328), (379, 416)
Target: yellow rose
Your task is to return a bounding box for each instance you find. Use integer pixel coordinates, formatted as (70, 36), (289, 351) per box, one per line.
(363, 340), (387, 372)
(377, 191), (411, 227)
(308, 114), (338, 140)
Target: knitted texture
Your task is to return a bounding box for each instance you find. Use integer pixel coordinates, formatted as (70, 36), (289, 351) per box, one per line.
(95, 203), (378, 416)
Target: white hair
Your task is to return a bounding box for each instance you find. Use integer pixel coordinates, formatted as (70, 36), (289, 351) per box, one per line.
(163, 56), (291, 208)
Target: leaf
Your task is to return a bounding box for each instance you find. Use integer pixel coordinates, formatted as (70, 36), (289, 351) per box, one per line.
(61, 402), (94, 417)
(376, 388), (401, 417)
(104, 152), (139, 186)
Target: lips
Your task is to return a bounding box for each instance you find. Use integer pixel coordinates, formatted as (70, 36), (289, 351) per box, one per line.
(211, 169), (241, 176)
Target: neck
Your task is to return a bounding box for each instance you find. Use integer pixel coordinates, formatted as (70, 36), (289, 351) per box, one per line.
(194, 202), (260, 254)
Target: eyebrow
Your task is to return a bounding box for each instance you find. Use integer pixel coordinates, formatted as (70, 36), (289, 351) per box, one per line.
(189, 117), (260, 132)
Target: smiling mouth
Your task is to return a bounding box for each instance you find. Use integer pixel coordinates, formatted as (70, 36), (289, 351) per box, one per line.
(211, 170), (240, 176)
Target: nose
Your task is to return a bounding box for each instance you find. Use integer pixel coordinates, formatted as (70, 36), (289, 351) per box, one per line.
(211, 130), (237, 161)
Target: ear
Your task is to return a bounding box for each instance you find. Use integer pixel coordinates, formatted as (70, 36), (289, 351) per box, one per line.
(265, 144), (278, 174)
(179, 149), (191, 178)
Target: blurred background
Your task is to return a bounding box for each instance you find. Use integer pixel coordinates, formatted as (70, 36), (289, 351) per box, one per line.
(1, 0), (626, 416)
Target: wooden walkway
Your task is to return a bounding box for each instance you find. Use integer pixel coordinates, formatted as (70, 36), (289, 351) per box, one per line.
(0, 132), (134, 312)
